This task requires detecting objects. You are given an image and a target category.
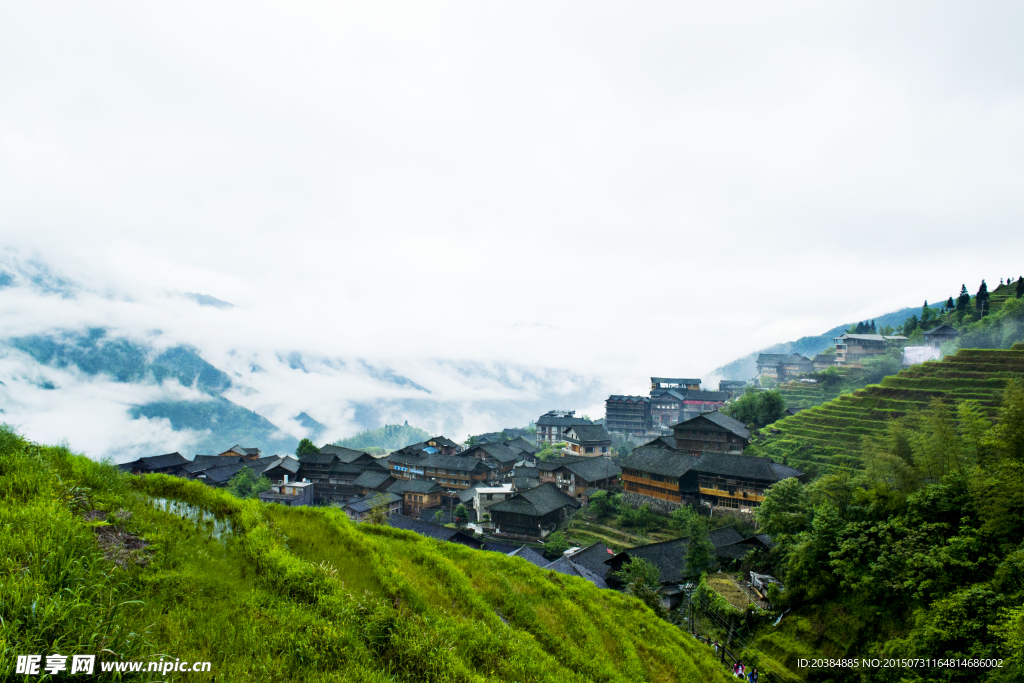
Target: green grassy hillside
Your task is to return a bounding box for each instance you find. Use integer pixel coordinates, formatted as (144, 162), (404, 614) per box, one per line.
(775, 366), (870, 411)
(0, 426), (728, 682)
(749, 347), (1024, 472)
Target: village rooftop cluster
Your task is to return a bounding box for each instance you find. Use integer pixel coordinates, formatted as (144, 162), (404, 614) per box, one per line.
(121, 375), (801, 603)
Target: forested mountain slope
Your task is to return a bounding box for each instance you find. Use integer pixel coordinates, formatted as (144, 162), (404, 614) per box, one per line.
(0, 426), (728, 682)
(737, 352), (1024, 683)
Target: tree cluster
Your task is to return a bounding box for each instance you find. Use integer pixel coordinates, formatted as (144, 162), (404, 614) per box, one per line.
(723, 388), (787, 429)
(754, 381), (1024, 679)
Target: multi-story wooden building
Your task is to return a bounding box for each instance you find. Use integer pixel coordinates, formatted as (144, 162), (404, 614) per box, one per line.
(535, 411), (593, 444)
(679, 390), (730, 422)
(650, 390), (687, 428)
(488, 482), (580, 540)
(604, 395), (651, 435)
(386, 449), (495, 493)
(680, 453), (803, 512)
(620, 447), (698, 503)
(462, 443), (521, 478)
(833, 333), (907, 364)
(561, 424), (613, 457)
(718, 380), (747, 397)
(387, 479), (444, 516)
(923, 325), (958, 348)
(671, 411), (750, 456)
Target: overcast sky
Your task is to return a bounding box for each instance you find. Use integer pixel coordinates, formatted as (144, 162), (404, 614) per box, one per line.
(2, 1), (1023, 405)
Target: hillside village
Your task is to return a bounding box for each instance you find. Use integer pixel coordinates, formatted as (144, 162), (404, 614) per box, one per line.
(104, 275), (1024, 681)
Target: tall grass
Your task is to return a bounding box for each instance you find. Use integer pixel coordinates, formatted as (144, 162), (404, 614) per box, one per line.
(0, 425), (730, 682)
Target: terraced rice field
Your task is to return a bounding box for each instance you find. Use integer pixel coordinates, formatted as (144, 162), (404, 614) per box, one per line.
(748, 347), (1024, 472)
(776, 367), (870, 410)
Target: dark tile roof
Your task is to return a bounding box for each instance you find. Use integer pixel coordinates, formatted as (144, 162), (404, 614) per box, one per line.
(386, 515), (482, 548)
(620, 448), (697, 478)
(673, 411), (751, 439)
(328, 462), (363, 475)
(533, 455), (590, 471)
(544, 556), (609, 589)
(708, 526), (745, 547)
(680, 391), (730, 402)
(812, 354), (836, 363)
(756, 353), (791, 364)
(123, 452), (189, 471)
(651, 387), (684, 403)
(299, 452), (338, 466)
(505, 437), (539, 455)
(507, 545), (549, 567)
(427, 436), (459, 448)
(565, 542), (614, 578)
(261, 457), (301, 474)
(610, 538), (690, 584)
(563, 424), (612, 443)
(560, 458), (621, 483)
(470, 442), (520, 464)
(741, 533), (775, 549)
(606, 395), (649, 403)
(640, 436), (677, 450)
(320, 444), (374, 463)
(651, 377), (701, 385)
(181, 454), (242, 473)
(200, 462), (253, 484)
(487, 482), (580, 517)
(388, 450), (489, 472)
(352, 471), (392, 488)
(386, 479), (443, 495)
(536, 414), (594, 427)
(418, 507), (456, 525)
(771, 462), (804, 480)
(694, 453), (801, 482)
(345, 493), (401, 513)
(714, 542), (754, 561)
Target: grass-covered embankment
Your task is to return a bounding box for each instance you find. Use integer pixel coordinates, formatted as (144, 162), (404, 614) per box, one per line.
(0, 426), (729, 682)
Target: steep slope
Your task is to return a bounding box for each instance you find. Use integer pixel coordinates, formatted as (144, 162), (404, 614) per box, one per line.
(0, 426), (730, 682)
(748, 347), (1024, 472)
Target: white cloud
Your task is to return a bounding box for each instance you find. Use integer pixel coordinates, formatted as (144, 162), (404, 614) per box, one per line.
(1, 2), (1023, 452)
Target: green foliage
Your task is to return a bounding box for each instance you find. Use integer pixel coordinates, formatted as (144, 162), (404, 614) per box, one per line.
(227, 466), (271, 499)
(296, 438), (319, 455)
(684, 521), (715, 577)
(544, 531), (571, 559)
(453, 504), (469, 527)
(861, 352), (901, 383)
(334, 423), (430, 451)
(612, 557), (661, 589)
(588, 490), (616, 519)
(723, 388), (786, 428)
(752, 381), (1024, 681)
(536, 442), (567, 461)
(0, 424), (732, 682)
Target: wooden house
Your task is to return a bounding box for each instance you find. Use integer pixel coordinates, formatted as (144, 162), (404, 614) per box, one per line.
(118, 452), (189, 476)
(561, 424), (612, 457)
(488, 482), (580, 540)
(671, 411), (750, 456)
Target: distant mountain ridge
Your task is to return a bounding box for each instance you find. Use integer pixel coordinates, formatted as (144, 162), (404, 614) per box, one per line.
(711, 304), (930, 381)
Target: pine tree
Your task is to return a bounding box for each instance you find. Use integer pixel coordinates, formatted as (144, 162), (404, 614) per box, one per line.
(1017, 276), (1024, 299)
(977, 280), (990, 316)
(946, 296), (955, 311)
(957, 284), (971, 312)
(870, 320), (877, 333)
